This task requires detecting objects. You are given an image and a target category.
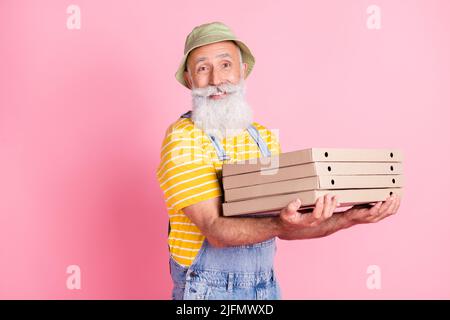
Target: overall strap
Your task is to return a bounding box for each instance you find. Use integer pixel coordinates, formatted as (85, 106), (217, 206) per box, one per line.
(179, 110), (230, 161)
(207, 135), (230, 161)
(180, 110), (192, 118)
(246, 124), (272, 158)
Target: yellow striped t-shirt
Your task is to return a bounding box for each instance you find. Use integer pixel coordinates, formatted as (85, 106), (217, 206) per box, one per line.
(156, 116), (281, 267)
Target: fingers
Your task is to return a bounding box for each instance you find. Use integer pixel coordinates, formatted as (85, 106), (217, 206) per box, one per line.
(378, 196), (394, 214)
(373, 194), (400, 222)
(390, 194), (401, 213)
(287, 198), (302, 213)
(312, 196), (324, 219)
(385, 194), (401, 217)
(280, 198), (302, 223)
(383, 195), (397, 213)
(281, 194), (336, 228)
(368, 201), (383, 216)
(386, 195), (398, 213)
(323, 194), (338, 219)
(311, 194), (337, 222)
(392, 196), (401, 213)
(342, 194), (401, 225)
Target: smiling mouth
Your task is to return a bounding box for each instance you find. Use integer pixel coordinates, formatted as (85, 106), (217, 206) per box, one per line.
(208, 91), (228, 100)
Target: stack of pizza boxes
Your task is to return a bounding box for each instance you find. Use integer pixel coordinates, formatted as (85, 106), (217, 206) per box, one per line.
(221, 148), (403, 216)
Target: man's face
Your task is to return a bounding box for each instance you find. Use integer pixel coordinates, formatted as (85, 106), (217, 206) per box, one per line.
(184, 41), (248, 99)
(186, 41), (253, 141)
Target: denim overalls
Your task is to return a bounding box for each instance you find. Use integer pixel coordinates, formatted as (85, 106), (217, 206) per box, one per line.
(169, 111), (281, 300)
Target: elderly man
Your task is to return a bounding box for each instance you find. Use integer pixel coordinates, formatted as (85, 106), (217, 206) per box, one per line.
(156, 22), (401, 300)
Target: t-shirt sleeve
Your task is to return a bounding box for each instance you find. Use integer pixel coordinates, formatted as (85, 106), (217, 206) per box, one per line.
(156, 125), (223, 212)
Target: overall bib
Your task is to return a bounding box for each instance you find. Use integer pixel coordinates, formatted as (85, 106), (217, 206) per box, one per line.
(169, 111), (281, 300)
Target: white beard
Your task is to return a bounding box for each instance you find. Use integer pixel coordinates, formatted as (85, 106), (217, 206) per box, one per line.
(191, 80), (253, 141)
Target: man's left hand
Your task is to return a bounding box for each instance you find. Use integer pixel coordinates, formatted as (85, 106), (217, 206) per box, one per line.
(342, 193), (401, 226)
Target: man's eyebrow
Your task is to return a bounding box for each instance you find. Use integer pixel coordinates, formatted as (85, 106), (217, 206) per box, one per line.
(194, 57), (208, 64)
(215, 53), (232, 59)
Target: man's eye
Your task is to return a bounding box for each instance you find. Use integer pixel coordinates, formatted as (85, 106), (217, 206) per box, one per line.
(197, 66), (208, 73)
(222, 62), (231, 68)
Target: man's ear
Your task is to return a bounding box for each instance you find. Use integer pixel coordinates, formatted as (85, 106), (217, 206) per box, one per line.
(183, 71), (193, 89)
(241, 62), (249, 78)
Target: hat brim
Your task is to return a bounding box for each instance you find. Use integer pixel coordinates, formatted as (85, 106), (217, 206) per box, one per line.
(175, 38), (255, 89)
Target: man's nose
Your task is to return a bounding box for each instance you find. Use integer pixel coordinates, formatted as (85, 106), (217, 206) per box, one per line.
(209, 69), (222, 87)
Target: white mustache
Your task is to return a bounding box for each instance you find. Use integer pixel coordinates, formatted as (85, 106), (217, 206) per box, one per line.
(192, 82), (241, 98)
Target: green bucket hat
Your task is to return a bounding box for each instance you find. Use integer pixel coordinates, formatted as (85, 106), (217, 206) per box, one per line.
(175, 21), (256, 89)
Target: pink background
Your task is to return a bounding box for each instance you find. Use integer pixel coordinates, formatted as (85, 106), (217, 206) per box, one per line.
(1, 0), (449, 299)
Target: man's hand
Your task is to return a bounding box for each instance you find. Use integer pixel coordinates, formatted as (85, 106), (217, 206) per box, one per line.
(341, 193), (401, 225)
(278, 194), (339, 239)
(277, 193), (401, 241)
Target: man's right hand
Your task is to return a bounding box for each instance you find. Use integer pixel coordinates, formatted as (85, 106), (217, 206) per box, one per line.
(278, 194), (339, 238)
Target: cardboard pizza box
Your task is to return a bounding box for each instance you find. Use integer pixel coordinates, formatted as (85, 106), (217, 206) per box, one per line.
(222, 148), (403, 177)
(223, 161), (403, 190)
(224, 174), (404, 202)
(222, 188), (403, 217)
